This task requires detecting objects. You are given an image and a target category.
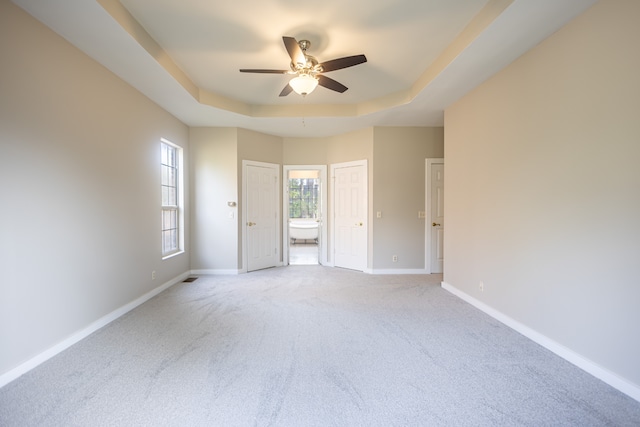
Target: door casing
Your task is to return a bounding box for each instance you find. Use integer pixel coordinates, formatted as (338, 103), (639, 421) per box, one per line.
(283, 165), (328, 266)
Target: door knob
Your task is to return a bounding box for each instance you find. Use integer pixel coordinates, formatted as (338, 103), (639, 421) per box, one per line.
(247, 222), (255, 226)
(432, 222), (441, 226)
(356, 222), (363, 226)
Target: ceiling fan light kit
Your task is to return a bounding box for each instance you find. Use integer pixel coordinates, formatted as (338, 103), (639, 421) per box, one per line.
(240, 37), (367, 97)
(289, 74), (319, 96)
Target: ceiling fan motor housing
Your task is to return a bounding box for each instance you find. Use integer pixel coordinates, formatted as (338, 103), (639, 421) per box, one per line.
(291, 40), (320, 75)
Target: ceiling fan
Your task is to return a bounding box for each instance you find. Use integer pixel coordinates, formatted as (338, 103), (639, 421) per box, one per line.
(240, 36), (367, 97)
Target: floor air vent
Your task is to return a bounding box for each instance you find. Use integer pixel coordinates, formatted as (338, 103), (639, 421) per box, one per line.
(183, 277), (198, 283)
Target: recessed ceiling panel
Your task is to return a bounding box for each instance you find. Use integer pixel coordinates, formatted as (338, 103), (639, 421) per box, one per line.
(120, 0), (489, 105)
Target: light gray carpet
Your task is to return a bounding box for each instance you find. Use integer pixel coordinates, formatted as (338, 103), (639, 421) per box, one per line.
(1, 266), (639, 426)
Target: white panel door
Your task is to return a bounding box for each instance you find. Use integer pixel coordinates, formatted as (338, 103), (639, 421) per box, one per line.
(429, 162), (444, 273)
(246, 163), (278, 272)
(333, 162), (367, 271)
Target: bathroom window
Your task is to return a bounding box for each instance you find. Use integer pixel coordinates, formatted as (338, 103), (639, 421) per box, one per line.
(288, 178), (319, 218)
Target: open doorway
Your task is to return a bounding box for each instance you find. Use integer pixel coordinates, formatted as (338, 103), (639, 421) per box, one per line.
(283, 165), (328, 266)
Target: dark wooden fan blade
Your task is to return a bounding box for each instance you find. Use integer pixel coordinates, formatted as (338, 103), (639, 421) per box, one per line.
(239, 69), (289, 74)
(317, 75), (348, 93)
(283, 36), (306, 66)
(319, 55), (367, 73)
(279, 84), (293, 97)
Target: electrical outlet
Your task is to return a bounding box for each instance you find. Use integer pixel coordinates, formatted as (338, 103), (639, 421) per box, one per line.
(392, 255), (398, 262)
(152, 271), (156, 280)
(479, 281), (484, 292)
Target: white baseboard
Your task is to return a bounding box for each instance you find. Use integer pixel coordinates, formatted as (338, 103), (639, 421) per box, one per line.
(370, 268), (430, 275)
(441, 281), (640, 403)
(190, 269), (240, 275)
(0, 271), (190, 389)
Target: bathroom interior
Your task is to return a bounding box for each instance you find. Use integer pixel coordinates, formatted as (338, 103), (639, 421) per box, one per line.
(288, 170), (320, 265)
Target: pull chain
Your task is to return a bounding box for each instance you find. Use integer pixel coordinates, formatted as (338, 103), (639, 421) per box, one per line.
(301, 92), (308, 127)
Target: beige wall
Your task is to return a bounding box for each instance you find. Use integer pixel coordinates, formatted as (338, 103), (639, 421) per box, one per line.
(189, 128), (239, 272)
(0, 1), (189, 376)
(327, 127), (374, 165)
(283, 137), (330, 164)
(191, 127), (445, 272)
(444, 0), (640, 387)
(189, 128), (285, 272)
(1, 0), (445, 384)
(373, 127), (444, 270)
(237, 128), (283, 165)
(237, 129), (284, 267)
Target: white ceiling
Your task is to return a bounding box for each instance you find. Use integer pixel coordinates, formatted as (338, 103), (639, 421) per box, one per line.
(13, 0), (597, 137)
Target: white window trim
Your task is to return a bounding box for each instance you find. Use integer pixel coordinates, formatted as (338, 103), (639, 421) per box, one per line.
(161, 138), (184, 259)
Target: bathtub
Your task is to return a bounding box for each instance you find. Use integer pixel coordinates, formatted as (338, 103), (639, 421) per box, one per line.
(289, 219), (318, 243)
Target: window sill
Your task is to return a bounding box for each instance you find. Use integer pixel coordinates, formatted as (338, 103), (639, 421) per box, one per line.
(162, 250), (184, 261)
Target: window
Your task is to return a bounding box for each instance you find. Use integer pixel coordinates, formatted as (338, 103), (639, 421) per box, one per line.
(289, 178), (319, 218)
(161, 139), (182, 257)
